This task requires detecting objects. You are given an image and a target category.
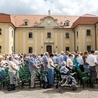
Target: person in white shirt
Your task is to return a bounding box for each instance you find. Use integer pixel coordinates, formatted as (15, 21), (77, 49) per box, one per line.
(13, 55), (23, 85)
(67, 54), (74, 71)
(8, 56), (19, 86)
(94, 51), (98, 79)
(87, 50), (98, 88)
(95, 51), (98, 64)
(77, 53), (84, 72)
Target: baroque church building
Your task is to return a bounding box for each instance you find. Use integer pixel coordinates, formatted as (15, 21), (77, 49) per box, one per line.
(0, 13), (98, 54)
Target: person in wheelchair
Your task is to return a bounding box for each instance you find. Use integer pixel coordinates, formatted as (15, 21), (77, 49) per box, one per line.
(60, 61), (77, 86)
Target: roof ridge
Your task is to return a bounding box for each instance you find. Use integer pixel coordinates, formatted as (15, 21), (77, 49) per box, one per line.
(11, 14), (79, 17)
(0, 13), (10, 15)
(11, 14), (47, 16)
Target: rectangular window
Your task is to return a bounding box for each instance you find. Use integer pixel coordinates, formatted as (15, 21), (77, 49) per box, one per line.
(87, 30), (91, 36)
(0, 46), (2, 53)
(66, 32), (69, 38)
(66, 47), (70, 51)
(0, 28), (2, 35)
(77, 31), (78, 37)
(29, 32), (33, 38)
(47, 32), (51, 38)
(87, 45), (91, 52)
(28, 47), (33, 53)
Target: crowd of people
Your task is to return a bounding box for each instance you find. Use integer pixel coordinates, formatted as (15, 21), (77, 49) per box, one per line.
(0, 50), (98, 89)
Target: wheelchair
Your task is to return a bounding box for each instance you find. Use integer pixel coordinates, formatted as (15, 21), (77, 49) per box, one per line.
(55, 67), (77, 93)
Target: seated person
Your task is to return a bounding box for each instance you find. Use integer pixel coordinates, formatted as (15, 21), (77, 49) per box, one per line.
(60, 61), (77, 86)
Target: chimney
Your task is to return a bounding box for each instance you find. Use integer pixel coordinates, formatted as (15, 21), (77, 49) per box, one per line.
(48, 10), (51, 15)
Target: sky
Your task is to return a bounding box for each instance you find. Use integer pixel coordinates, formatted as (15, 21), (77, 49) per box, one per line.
(0, 0), (98, 16)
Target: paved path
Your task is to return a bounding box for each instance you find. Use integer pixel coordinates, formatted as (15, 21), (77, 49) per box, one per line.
(0, 87), (98, 98)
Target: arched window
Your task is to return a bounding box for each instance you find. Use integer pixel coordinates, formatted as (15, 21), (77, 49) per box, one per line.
(64, 20), (70, 26)
(24, 21), (28, 25)
(23, 19), (29, 25)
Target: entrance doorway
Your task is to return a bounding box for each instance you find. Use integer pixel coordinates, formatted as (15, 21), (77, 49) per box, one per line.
(46, 45), (52, 54)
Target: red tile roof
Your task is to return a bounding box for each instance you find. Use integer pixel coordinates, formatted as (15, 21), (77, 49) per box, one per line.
(10, 15), (79, 28)
(0, 13), (98, 28)
(73, 16), (98, 28)
(0, 13), (11, 23)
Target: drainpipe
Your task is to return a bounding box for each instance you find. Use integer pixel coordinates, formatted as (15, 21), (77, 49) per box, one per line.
(14, 28), (16, 54)
(72, 28), (76, 51)
(95, 24), (97, 50)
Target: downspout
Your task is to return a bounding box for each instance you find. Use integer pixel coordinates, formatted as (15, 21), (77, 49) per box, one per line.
(95, 24), (97, 50)
(14, 28), (16, 54)
(72, 28), (76, 51)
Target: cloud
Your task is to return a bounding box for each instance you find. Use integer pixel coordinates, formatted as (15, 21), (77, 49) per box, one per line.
(0, 0), (98, 15)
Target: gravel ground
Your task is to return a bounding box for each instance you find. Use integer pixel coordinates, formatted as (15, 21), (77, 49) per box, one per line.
(0, 86), (98, 98)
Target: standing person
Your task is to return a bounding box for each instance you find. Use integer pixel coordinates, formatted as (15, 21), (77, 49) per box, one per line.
(53, 53), (58, 66)
(63, 51), (68, 62)
(83, 51), (90, 74)
(77, 53), (84, 72)
(58, 51), (64, 67)
(95, 51), (98, 78)
(73, 54), (79, 69)
(8, 56), (19, 86)
(47, 54), (56, 87)
(42, 52), (49, 70)
(29, 53), (39, 88)
(87, 50), (98, 88)
(66, 54), (74, 72)
(13, 55), (23, 85)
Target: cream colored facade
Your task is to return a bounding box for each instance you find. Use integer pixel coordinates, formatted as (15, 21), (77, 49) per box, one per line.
(0, 23), (14, 54)
(14, 22), (74, 54)
(0, 13), (98, 54)
(74, 25), (96, 52)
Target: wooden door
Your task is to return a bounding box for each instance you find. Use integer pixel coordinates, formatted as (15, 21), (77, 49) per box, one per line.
(46, 45), (52, 54)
